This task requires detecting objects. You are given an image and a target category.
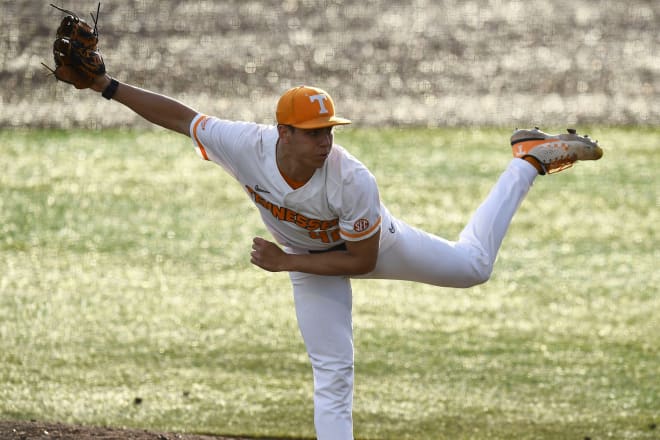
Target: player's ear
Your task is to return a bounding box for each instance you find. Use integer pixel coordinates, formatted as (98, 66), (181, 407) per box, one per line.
(277, 124), (295, 142)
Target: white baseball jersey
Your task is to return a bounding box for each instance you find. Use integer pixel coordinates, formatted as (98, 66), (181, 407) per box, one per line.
(189, 114), (396, 253)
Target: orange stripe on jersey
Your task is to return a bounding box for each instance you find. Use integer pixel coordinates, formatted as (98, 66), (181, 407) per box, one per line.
(192, 115), (210, 161)
(281, 172), (307, 189)
(278, 164), (309, 189)
(341, 216), (382, 240)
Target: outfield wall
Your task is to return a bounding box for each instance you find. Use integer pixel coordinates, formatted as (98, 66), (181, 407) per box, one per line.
(1, 0), (657, 128)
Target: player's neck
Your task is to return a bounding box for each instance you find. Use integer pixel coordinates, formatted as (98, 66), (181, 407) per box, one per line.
(276, 140), (316, 184)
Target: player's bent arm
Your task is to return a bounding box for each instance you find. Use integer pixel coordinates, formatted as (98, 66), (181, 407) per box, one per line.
(91, 75), (197, 136)
(251, 233), (380, 276)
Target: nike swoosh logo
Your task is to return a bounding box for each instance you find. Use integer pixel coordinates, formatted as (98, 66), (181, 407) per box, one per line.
(255, 185), (271, 194)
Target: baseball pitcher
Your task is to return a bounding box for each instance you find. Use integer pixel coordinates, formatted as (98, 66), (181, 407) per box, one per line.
(45, 6), (602, 439)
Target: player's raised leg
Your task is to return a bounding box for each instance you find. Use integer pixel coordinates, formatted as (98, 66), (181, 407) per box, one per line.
(362, 128), (603, 287)
(364, 158), (537, 287)
(290, 272), (355, 440)
(459, 127), (603, 272)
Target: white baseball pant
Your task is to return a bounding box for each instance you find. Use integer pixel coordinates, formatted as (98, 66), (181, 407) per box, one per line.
(290, 159), (537, 439)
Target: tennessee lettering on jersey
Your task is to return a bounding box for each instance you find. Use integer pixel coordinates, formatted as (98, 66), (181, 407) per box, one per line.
(245, 185), (342, 243)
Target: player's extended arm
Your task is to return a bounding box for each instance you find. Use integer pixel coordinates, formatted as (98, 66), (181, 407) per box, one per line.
(44, 5), (196, 136)
(91, 75), (197, 136)
(250, 233), (380, 276)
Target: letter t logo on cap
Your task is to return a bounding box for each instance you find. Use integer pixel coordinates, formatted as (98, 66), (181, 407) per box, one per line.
(308, 94), (329, 115)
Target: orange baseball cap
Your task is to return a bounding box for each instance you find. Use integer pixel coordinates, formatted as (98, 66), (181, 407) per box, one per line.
(276, 86), (351, 129)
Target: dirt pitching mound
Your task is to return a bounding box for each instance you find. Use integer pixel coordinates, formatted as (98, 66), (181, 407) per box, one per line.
(0, 421), (279, 440)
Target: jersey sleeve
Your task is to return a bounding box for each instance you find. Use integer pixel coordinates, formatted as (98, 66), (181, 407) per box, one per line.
(337, 167), (382, 242)
(189, 114), (264, 179)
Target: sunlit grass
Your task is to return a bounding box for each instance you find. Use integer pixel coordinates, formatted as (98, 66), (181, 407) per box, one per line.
(1, 127), (658, 439)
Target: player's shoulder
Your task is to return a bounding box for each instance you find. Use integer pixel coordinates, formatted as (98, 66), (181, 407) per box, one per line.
(327, 143), (376, 185)
(193, 115), (278, 149)
(329, 143), (365, 168)
(195, 115), (275, 137)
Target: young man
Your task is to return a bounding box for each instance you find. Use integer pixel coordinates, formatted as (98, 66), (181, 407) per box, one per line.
(84, 75), (602, 439)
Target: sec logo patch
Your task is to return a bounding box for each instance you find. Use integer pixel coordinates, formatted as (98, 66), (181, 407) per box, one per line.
(353, 218), (370, 233)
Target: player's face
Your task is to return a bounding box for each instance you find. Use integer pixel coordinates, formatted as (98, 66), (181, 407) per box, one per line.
(285, 126), (334, 168)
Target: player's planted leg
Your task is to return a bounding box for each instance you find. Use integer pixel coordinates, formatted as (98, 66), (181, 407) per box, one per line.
(291, 273), (355, 440)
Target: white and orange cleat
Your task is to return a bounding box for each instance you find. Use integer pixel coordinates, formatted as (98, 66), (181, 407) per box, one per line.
(511, 127), (603, 174)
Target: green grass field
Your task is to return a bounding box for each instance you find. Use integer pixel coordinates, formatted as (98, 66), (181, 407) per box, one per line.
(1, 127), (658, 439)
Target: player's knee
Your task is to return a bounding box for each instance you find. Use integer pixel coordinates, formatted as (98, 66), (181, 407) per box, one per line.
(448, 242), (494, 287)
(469, 268), (492, 286)
(476, 263), (494, 285)
(316, 365), (353, 390)
(311, 362), (354, 439)
(458, 263), (493, 287)
(312, 361), (354, 404)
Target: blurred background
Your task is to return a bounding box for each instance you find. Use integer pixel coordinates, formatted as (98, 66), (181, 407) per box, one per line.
(0, 0), (658, 128)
